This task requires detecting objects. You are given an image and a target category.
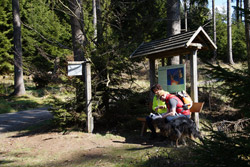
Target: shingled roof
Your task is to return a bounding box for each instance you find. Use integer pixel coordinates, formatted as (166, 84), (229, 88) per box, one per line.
(130, 26), (217, 59)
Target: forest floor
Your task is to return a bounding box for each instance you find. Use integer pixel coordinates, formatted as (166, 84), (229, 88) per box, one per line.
(1, 130), (150, 167)
(0, 108), (177, 167)
(0, 62), (242, 167)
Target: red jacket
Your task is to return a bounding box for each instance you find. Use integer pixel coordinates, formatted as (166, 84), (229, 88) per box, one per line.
(165, 94), (190, 116)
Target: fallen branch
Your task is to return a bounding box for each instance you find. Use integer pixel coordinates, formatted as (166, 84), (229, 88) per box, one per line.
(213, 118), (250, 132)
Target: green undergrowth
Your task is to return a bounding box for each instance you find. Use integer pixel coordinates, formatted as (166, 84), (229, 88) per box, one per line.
(0, 86), (72, 114)
(0, 95), (45, 114)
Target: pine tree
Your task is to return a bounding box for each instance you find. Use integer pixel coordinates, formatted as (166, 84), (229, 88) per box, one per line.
(21, 0), (71, 87)
(0, 0), (13, 74)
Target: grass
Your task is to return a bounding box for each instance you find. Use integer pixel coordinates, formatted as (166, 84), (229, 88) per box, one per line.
(0, 75), (75, 114)
(0, 94), (51, 114)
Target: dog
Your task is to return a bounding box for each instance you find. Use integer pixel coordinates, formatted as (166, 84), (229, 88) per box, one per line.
(153, 116), (202, 147)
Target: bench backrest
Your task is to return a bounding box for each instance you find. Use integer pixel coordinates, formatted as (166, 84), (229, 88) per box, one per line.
(190, 102), (204, 113)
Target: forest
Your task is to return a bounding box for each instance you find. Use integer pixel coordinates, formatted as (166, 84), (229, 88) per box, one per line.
(0, 0), (250, 166)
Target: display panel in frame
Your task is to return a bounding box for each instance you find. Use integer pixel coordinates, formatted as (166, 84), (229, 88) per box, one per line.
(158, 64), (186, 93)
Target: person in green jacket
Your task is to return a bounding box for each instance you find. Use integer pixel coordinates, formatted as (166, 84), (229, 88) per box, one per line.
(146, 84), (167, 139)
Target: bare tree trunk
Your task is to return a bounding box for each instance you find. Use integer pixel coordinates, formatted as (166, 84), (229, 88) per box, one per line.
(167, 0), (180, 65)
(184, 0), (187, 32)
(227, 0), (234, 64)
(236, 0), (240, 22)
(11, 0), (26, 96)
(69, 0), (87, 113)
(96, 0), (103, 44)
(240, 0), (243, 21)
(69, 0), (86, 61)
(212, 0), (217, 61)
(245, 0), (250, 75)
(93, 0), (97, 43)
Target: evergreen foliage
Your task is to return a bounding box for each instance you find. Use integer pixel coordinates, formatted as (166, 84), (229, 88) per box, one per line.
(215, 10), (227, 61)
(75, 0), (165, 114)
(50, 96), (87, 130)
(215, 10), (246, 62)
(187, 2), (210, 31)
(201, 62), (250, 118)
(191, 123), (250, 167)
(232, 22), (247, 61)
(111, 0), (168, 42)
(20, 0), (71, 86)
(0, 0), (13, 74)
(96, 89), (150, 130)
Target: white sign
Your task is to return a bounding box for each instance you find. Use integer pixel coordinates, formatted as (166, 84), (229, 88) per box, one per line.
(67, 61), (84, 76)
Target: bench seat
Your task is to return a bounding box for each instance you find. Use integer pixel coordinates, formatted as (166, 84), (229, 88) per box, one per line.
(137, 102), (204, 136)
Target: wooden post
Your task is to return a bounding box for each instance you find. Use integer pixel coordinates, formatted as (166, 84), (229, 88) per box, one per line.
(85, 62), (93, 133)
(190, 49), (199, 129)
(149, 58), (156, 100)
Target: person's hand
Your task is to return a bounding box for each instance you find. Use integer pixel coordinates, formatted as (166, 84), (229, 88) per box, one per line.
(158, 105), (165, 109)
(150, 113), (162, 120)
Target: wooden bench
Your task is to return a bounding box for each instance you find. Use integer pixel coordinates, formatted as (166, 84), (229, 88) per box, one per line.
(137, 102), (204, 136)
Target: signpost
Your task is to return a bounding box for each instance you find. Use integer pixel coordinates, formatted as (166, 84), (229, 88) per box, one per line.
(67, 61), (93, 133)
(68, 61), (84, 76)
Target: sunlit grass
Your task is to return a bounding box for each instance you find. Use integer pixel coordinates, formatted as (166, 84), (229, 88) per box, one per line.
(0, 75), (75, 114)
(0, 94), (46, 114)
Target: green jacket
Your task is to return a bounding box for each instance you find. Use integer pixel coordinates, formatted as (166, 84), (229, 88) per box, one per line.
(152, 95), (167, 114)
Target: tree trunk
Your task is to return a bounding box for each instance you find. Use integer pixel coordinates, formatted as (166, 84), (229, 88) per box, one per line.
(11, 0), (26, 96)
(212, 0), (217, 61)
(69, 0), (86, 113)
(240, 0), (243, 21)
(227, 0), (234, 64)
(245, 0), (250, 75)
(184, 0), (187, 32)
(237, 0), (240, 22)
(96, 0), (103, 44)
(69, 0), (86, 61)
(93, 0), (97, 43)
(167, 0), (180, 65)
(236, 0), (243, 22)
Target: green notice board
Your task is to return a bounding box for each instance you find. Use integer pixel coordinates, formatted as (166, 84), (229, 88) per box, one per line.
(158, 64), (186, 93)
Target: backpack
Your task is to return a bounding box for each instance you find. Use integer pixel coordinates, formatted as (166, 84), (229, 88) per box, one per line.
(174, 90), (193, 110)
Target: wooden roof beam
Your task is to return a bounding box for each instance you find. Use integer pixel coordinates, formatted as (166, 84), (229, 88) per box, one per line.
(187, 43), (203, 49)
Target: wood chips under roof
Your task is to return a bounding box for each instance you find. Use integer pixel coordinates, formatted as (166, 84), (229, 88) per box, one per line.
(130, 26), (217, 59)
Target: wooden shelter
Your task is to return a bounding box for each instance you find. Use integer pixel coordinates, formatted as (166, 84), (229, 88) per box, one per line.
(130, 26), (217, 128)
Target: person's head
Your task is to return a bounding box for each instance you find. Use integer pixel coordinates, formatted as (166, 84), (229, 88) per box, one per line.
(157, 90), (170, 101)
(150, 84), (163, 94)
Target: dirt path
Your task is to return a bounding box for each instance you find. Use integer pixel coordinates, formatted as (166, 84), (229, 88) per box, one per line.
(0, 108), (53, 133)
(0, 109), (155, 167)
(0, 131), (136, 167)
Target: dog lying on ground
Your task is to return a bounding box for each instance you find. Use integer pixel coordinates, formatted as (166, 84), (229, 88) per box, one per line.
(153, 117), (202, 147)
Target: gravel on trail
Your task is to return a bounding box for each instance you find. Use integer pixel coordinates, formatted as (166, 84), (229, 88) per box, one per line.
(0, 108), (53, 133)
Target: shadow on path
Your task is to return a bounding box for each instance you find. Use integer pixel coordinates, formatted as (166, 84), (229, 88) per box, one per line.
(0, 108), (53, 134)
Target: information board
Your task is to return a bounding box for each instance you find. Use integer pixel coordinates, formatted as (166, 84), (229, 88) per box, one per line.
(158, 64), (186, 93)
